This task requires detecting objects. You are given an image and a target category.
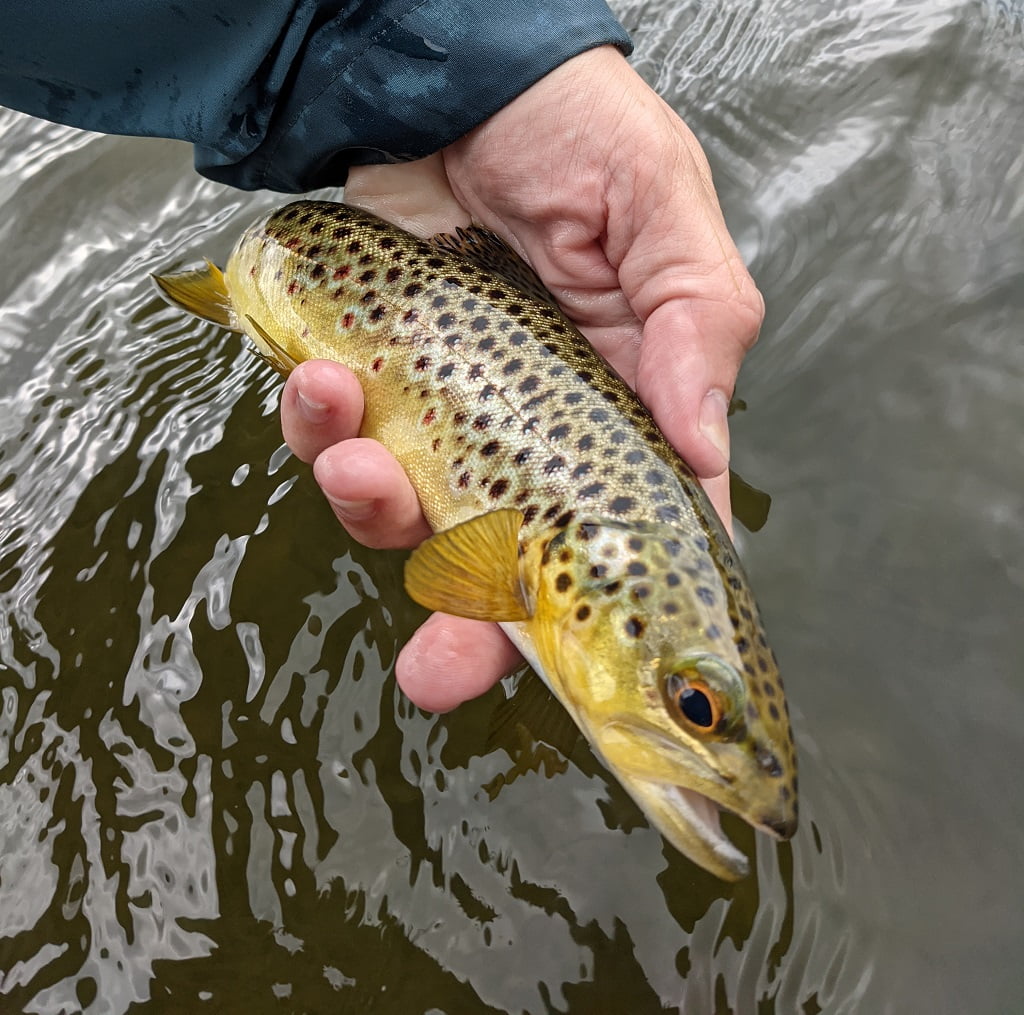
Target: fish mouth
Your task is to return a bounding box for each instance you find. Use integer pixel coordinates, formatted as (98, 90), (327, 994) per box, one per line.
(630, 777), (750, 881)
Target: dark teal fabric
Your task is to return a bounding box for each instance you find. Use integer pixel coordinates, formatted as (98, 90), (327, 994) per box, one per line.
(0, 1), (631, 191)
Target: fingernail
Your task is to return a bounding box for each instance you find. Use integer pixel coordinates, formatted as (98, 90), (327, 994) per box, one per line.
(699, 390), (731, 469)
(297, 388), (329, 424)
(327, 496), (375, 522)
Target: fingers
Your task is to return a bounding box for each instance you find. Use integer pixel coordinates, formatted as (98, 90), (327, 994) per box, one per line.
(395, 612), (523, 711)
(281, 360), (364, 463)
(281, 361), (430, 549)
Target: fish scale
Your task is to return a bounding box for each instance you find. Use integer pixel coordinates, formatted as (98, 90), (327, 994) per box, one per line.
(155, 199), (798, 880)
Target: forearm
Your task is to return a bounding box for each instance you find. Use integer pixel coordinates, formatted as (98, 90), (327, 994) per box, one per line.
(0, 0), (631, 191)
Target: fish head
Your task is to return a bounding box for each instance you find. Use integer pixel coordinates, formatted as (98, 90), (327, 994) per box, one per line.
(525, 518), (797, 881)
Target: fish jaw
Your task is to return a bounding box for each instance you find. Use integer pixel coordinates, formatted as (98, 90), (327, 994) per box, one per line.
(628, 779), (749, 881)
(592, 716), (796, 881)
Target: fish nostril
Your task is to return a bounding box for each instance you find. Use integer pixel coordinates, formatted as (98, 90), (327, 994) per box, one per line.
(755, 746), (783, 777)
(762, 813), (798, 840)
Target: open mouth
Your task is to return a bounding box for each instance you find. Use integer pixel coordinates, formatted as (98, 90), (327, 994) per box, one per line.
(632, 779), (750, 881)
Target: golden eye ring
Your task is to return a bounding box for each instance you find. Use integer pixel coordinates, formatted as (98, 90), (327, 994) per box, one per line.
(665, 672), (722, 731)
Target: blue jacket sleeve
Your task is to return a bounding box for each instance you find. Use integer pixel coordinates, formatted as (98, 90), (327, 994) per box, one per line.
(0, 1), (632, 192)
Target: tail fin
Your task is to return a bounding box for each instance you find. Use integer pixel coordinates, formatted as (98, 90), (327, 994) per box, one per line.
(152, 260), (238, 331)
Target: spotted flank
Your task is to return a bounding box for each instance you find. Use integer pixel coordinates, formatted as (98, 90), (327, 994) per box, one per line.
(154, 200), (797, 880)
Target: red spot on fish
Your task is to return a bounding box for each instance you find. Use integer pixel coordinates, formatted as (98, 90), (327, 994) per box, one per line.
(333, 266), (350, 280)
(287, 280), (300, 295)
(371, 357), (383, 372)
(423, 407), (437, 425)
(342, 312), (355, 328)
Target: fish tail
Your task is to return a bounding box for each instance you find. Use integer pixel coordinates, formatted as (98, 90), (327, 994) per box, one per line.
(152, 260), (238, 331)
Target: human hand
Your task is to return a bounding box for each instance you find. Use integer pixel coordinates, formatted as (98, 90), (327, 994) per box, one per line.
(281, 45), (764, 712)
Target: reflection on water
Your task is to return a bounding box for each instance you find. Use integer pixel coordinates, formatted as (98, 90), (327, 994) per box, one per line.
(1, 1), (1022, 1011)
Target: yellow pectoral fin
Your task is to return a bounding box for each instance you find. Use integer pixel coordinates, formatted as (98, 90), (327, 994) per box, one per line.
(404, 508), (531, 621)
(152, 260), (237, 330)
(729, 469), (772, 532)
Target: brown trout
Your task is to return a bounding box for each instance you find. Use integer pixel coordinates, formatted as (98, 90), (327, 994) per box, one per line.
(154, 200), (797, 880)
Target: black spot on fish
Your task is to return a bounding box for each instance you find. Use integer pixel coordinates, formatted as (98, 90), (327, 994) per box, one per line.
(543, 456), (565, 474)
(481, 440), (500, 456)
(555, 573), (572, 593)
(473, 414), (491, 430)
(632, 585), (651, 600)
(437, 363), (455, 380)
(471, 316), (489, 333)
(554, 511), (575, 528)
(664, 601), (679, 615)
(523, 505), (539, 524)
(370, 304), (387, 321)
(513, 449), (532, 465)
(571, 463), (592, 479)
(503, 358), (523, 375)
(489, 478), (509, 499)
(624, 617), (644, 637)
(579, 482), (605, 499)
(347, 240), (362, 254)
(696, 587), (716, 606)
(576, 605), (591, 622)
(577, 435), (594, 452)
(610, 495), (635, 513)
(478, 336), (495, 351)
(627, 561), (648, 577)
(588, 407), (609, 423)
(666, 572), (681, 587)
(548, 423), (571, 440)
(509, 331), (528, 346)
(628, 537), (644, 552)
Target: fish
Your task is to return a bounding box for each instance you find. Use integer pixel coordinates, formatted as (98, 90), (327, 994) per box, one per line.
(154, 199), (797, 881)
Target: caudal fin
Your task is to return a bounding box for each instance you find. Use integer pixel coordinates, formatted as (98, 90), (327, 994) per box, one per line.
(152, 260), (238, 331)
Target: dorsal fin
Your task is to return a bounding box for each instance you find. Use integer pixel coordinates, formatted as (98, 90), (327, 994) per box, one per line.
(429, 226), (561, 309)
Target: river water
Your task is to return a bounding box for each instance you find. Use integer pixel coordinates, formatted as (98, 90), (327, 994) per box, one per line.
(1, 1), (1022, 1012)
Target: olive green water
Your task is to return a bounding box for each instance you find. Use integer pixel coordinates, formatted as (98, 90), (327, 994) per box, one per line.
(1, 1), (1022, 1012)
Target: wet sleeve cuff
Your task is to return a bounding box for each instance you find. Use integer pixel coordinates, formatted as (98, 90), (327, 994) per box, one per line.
(196, 0), (633, 192)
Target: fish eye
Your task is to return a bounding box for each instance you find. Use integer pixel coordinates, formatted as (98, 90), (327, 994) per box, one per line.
(665, 671), (722, 731)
